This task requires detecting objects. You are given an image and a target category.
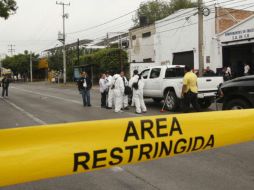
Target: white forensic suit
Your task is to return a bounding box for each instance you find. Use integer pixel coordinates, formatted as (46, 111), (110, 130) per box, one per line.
(112, 74), (124, 112)
(129, 75), (147, 114)
(122, 76), (129, 109)
(106, 75), (114, 108)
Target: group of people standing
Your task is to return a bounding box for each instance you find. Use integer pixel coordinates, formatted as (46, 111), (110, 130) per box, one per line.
(99, 70), (147, 114)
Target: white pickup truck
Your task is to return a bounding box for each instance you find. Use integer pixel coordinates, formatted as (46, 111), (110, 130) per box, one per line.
(140, 65), (224, 111)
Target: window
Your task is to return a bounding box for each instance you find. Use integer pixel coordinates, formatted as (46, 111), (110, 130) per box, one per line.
(142, 32), (151, 38)
(165, 68), (185, 78)
(143, 58), (152, 62)
(150, 68), (161, 79)
(132, 35), (136, 40)
(140, 69), (149, 79)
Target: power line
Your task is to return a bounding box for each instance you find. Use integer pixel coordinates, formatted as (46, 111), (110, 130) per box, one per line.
(66, 1), (254, 49)
(67, 9), (137, 35)
(156, 3), (254, 35)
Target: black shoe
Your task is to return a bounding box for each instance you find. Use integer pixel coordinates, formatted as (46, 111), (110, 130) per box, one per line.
(124, 107), (129, 110)
(135, 112), (142, 114)
(88, 104), (91, 107)
(106, 107), (112, 109)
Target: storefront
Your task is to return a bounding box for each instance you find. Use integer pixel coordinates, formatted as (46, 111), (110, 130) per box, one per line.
(219, 15), (254, 76)
(155, 7), (254, 75)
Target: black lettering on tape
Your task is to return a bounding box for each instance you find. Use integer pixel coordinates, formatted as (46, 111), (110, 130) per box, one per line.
(192, 136), (204, 151)
(156, 118), (168, 137)
(138, 143), (153, 161)
(174, 139), (187, 154)
(125, 145), (138, 163)
(141, 120), (155, 140)
(153, 142), (159, 158)
(186, 137), (193, 152)
(203, 135), (215, 149)
(159, 141), (173, 157)
(73, 152), (90, 172)
(124, 121), (139, 142)
(169, 117), (183, 136)
(92, 149), (107, 169)
(109, 147), (123, 166)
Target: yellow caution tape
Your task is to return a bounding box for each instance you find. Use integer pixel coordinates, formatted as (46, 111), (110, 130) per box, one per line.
(0, 110), (254, 187)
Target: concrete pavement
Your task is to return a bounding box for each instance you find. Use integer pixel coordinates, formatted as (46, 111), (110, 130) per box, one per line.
(0, 82), (253, 190)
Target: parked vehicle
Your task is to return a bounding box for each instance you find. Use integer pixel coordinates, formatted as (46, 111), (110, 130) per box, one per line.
(140, 65), (224, 111)
(217, 75), (254, 110)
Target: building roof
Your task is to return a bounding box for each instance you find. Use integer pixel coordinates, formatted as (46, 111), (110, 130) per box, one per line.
(218, 14), (254, 36)
(44, 39), (93, 52)
(155, 8), (197, 24)
(94, 33), (128, 46)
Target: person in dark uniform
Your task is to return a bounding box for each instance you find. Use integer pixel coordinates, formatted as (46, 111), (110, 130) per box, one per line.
(77, 72), (92, 107)
(2, 75), (10, 98)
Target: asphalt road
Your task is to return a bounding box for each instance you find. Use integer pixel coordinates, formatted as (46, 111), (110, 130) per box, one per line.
(0, 82), (253, 190)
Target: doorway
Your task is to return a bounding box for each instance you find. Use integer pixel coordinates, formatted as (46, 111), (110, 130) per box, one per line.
(223, 43), (254, 77)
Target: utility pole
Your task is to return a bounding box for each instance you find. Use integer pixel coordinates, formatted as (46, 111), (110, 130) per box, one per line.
(56, 1), (70, 84)
(106, 33), (109, 48)
(198, 0), (204, 76)
(30, 52), (33, 82)
(119, 34), (123, 71)
(77, 38), (80, 65)
(8, 44), (15, 56)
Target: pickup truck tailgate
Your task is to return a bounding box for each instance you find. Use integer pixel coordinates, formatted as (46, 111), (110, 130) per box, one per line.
(197, 77), (224, 93)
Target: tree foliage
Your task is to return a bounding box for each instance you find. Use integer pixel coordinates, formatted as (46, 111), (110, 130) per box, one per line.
(170, 0), (197, 12)
(79, 48), (128, 75)
(47, 48), (128, 81)
(2, 51), (39, 77)
(133, 0), (197, 26)
(0, 0), (17, 19)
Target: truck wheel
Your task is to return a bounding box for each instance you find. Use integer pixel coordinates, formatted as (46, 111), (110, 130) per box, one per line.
(153, 98), (163, 103)
(198, 98), (212, 109)
(164, 91), (178, 111)
(223, 99), (250, 110)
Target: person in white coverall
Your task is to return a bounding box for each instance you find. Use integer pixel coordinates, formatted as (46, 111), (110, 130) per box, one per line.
(105, 72), (114, 109)
(112, 74), (125, 113)
(129, 70), (147, 114)
(120, 71), (129, 110)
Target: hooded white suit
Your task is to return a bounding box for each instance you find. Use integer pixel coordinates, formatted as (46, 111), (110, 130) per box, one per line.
(106, 75), (114, 108)
(112, 74), (124, 112)
(122, 76), (129, 108)
(129, 75), (147, 113)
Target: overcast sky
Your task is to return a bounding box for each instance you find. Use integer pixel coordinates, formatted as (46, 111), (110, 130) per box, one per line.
(0, 0), (253, 56)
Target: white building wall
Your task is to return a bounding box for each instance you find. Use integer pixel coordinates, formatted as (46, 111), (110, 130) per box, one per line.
(155, 8), (220, 71)
(129, 25), (155, 63)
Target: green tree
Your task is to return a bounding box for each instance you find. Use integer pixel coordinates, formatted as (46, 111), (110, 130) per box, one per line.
(2, 51), (39, 78)
(170, 0), (197, 12)
(133, 0), (171, 26)
(133, 0), (196, 26)
(0, 0), (17, 19)
(79, 48), (128, 80)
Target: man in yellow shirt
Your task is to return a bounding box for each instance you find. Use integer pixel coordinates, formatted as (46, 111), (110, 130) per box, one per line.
(181, 66), (200, 113)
